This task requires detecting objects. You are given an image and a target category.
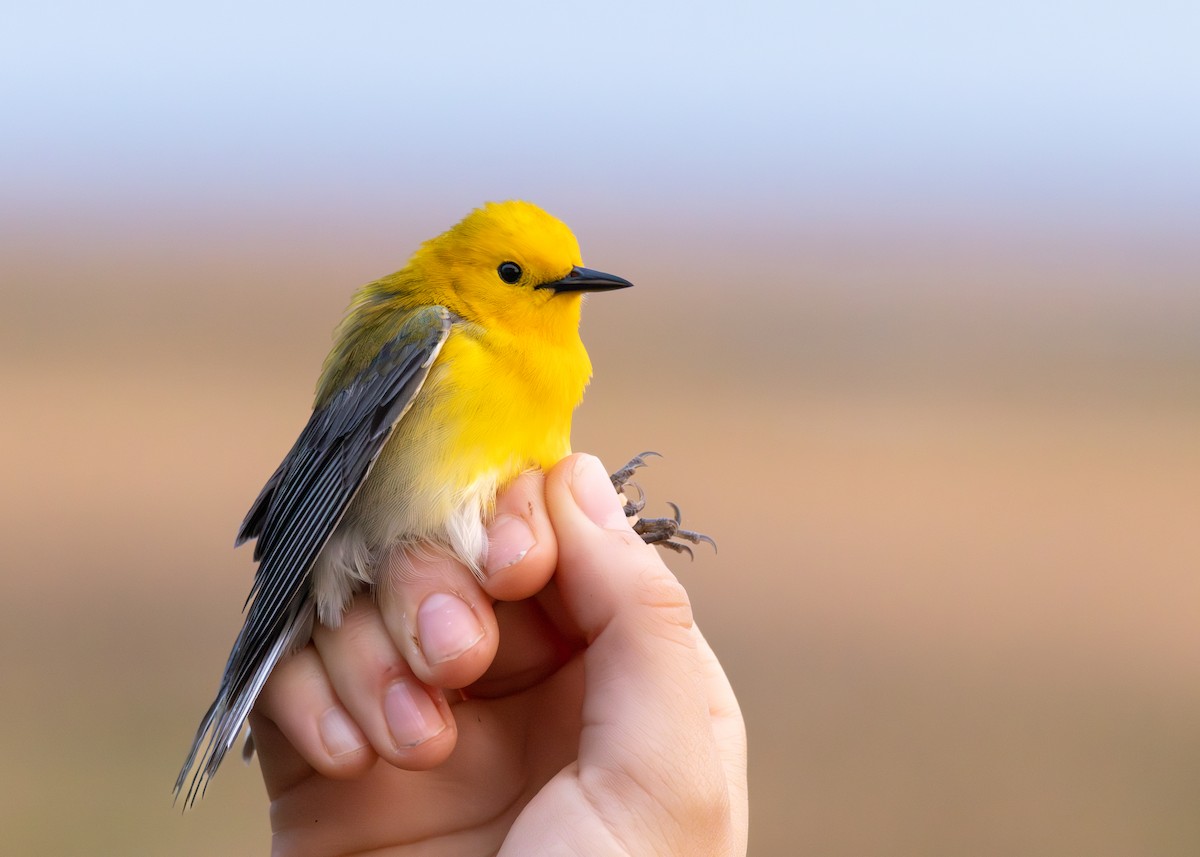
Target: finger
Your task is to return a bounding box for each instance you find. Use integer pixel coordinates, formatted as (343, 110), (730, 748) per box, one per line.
(312, 595), (458, 771)
(544, 453), (736, 850)
(377, 544), (498, 689)
(464, 596), (579, 699)
(482, 469), (558, 602)
(252, 643), (375, 792)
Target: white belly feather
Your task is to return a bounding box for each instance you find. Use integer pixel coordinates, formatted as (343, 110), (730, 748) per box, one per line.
(310, 470), (503, 627)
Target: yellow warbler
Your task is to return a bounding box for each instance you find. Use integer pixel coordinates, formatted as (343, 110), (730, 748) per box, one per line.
(176, 201), (702, 805)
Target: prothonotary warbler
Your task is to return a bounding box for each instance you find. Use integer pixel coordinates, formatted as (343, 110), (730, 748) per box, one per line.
(175, 200), (709, 805)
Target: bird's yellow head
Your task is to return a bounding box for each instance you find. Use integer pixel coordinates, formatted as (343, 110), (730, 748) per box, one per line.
(321, 202), (634, 401)
(397, 200), (633, 340)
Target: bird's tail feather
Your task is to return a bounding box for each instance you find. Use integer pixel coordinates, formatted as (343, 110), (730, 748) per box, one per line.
(174, 605), (313, 808)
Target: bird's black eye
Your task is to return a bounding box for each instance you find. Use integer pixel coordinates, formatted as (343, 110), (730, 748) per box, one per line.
(497, 261), (522, 284)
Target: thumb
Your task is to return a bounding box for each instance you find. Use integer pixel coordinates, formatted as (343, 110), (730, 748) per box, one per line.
(544, 455), (728, 846)
(547, 453), (692, 638)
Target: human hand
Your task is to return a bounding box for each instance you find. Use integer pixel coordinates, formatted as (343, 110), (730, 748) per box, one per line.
(250, 454), (748, 856)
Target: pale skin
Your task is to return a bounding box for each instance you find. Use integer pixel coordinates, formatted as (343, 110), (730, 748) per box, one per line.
(251, 454), (748, 856)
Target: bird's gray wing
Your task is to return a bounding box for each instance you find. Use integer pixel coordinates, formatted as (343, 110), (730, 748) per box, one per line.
(175, 305), (452, 806)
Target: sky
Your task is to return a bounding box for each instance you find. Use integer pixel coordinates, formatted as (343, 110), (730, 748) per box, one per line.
(4, 1), (1198, 229)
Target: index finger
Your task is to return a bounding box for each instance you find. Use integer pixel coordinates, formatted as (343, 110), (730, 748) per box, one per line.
(481, 468), (558, 602)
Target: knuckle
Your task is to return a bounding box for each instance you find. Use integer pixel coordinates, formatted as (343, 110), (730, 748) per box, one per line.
(632, 565), (695, 632)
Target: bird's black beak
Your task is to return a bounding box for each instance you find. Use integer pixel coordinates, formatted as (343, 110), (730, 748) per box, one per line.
(537, 266), (634, 294)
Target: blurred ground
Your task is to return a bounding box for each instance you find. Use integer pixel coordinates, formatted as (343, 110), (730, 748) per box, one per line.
(2, 207), (1198, 856)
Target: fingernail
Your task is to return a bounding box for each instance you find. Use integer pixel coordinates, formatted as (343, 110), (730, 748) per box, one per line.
(571, 455), (629, 529)
(417, 592), (485, 665)
(319, 706), (367, 758)
(485, 513), (536, 576)
(384, 680), (447, 748)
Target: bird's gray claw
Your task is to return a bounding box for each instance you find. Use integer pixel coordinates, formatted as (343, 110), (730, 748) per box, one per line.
(620, 481), (646, 517)
(611, 452), (715, 559)
(609, 451), (662, 491)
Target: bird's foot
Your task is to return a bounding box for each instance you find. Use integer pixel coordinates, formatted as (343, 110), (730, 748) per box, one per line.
(609, 452), (716, 558)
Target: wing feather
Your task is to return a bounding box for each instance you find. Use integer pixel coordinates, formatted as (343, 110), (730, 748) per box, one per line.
(175, 305), (452, 805)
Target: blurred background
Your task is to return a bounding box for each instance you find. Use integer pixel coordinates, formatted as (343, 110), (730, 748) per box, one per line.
(3, 1), (1198, 854)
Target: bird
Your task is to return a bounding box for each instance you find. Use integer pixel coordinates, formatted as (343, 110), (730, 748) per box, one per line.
(175, 200), (708, 806)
